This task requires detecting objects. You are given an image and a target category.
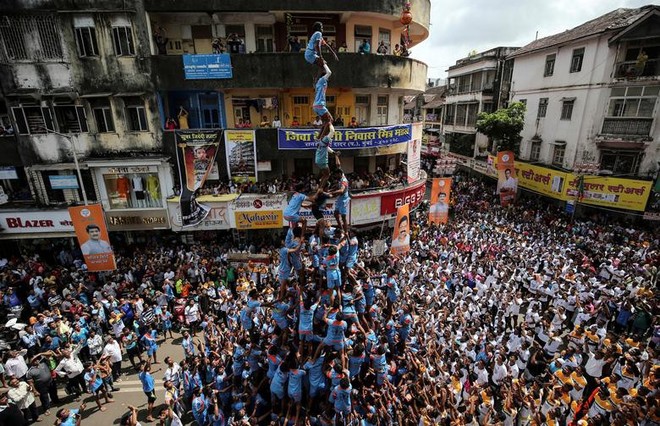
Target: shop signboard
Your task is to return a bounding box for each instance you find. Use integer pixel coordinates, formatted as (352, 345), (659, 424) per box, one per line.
(0, 210), (74, 233)
(183, 54), (232, 79)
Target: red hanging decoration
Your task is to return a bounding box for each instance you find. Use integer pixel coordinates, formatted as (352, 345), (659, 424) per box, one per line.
(400, 1), (413, 25)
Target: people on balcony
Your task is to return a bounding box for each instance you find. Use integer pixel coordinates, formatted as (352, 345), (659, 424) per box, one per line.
(288, 36), (302, 53)
(377, 41), (389, 55)
(272, 116), (282, 128)
(358, 39), (371, 54)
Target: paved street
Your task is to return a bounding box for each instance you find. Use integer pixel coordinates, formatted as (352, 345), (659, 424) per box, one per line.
(17, 334), (185, 425)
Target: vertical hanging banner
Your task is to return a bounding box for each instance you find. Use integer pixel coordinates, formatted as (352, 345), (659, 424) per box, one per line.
(496, 151), (517, 206)
(69, 204), (116, 272)
(225, 130), (257, 183)
(390, 203), (410, 255)
(175, 130), (222, 227)
(429, 178), (451, 225)
(407, 122), (423, 183)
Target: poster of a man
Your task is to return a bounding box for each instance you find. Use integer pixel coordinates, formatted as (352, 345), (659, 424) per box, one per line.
(500, 168), (518, 193)
(429, 178), (451, 225)
(80, 224), (112, 255)
(391, 204), (410, 255)
(193, 146), (210, 190)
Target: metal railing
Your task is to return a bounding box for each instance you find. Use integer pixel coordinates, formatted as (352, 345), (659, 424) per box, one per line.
(601, 117), (653, 136)
(614, 59), (659, 78)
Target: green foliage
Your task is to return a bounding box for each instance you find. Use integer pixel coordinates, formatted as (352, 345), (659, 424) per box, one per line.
(476, 102), (526, 155)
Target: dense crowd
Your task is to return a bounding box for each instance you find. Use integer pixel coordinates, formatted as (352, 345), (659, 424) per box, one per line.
(194, 166), (407, 197)
(0, 173), (658, 426)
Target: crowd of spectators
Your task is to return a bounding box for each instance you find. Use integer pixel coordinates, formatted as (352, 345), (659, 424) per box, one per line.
(194, 166), (407, 197)
(0, 173), (658, 426)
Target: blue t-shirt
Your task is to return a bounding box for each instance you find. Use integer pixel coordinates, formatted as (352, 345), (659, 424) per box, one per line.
(278, 247), (292, 279)
(303, 356), (325, 388)
(331, 384), (353, 413)
(314, 75), (328, 107)
(284, 193), (306, 217)
(336, 176), (350, 202)
(298, 302), (316, 333)
(84, 369), (103, 393)
(139, 371), (155, 392)
(306, 31), (323, 53)
(287, 369), (306, 396)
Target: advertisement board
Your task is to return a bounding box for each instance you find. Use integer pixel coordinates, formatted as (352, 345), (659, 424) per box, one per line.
(183, 54), (233, 79)
(69, 205), (116, 271)
(565, 176), (651, 212)
(515, 163), (568, 200)
(231, 194), (286, 230)
(168, 195), (236, 231)
(496, 151), (517, 206)
(49, 175), (79, 189)
(225, 130), (257, 183)
(377, 179), (427, 215)
(391, 204), (410, 255)
(350, 196), (382, 225)
(429, 178), (451, 224)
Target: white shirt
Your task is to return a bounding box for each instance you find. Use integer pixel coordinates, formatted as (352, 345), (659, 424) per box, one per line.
(185, 304), (199, 323)
(5, 355), (28, 378)
(88, 334), (104, 355)
(585, 353), (606, 378)
(55, 355), (84, 378)
(102, 341), (123, 363)
(164, 364), (182, 386)
(491, 363), (508, 385)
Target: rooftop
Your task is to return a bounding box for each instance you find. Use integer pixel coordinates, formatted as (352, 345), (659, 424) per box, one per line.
(509, 5), (659, 58)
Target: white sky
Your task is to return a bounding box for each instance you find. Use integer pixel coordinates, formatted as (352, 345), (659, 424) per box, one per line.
(412, 0), (657, 80)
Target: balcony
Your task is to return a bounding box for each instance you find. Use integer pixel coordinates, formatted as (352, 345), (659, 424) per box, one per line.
(614, 59), (660, 79)
(143, 0), (431, 31)
(601, 117), (653, 137)
(151, 53), (428, 92)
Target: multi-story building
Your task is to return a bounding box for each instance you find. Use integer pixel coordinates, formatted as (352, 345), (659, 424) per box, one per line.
(509, 5), (659, 177)
(0, 0), (430, 247)
(443, 47), (518, 158)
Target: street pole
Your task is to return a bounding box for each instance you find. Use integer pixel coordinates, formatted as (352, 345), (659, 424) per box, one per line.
(40, 127), (88, 205)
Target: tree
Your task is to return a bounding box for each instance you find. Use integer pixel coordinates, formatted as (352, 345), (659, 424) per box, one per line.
(475, 102), (526, 155)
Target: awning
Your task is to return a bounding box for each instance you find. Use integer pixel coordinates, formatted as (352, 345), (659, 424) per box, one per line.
(80, 93), (113, 98)
(560, 97), (576, 102)
(114, 92), (145, 97)
(596, 140), (646, 150)
(6, 92), (41, 101)
(423, 99), (444, 109)
(548, 140), (567, 145)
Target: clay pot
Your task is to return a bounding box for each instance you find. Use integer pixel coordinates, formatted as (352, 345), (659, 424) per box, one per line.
(400, 11), (413, 25)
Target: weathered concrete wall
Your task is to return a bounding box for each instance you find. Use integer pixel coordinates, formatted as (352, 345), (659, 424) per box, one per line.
(152, 53), (428, 92)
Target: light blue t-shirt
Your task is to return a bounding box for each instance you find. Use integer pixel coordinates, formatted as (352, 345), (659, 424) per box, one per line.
(314, 75), (328, 107)
(284, 193), (306, 217)
(306, 31), (323, 53)
(139, 371), (155, 392)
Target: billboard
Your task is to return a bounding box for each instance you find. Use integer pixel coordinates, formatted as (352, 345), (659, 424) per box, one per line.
(225, 130), (257, 183)
(391, 203), (410, 255)
(429, 178), (451, 225)
(231, 194), (286, 230)
(278, 124), (412, 150)
(496, 151), (517, 206)
(183, 54), (233, 79)
(174, 130), (222, 227)
(68, 205), (116, 271)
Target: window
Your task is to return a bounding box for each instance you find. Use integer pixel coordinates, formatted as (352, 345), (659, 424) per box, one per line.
(537, 98), (548, 118)
(54, 105), (88, 133)
(90, 98), (114, 133)
(293, 96), (309, 105)
(123, 97), (148, 131)
(112, 27), (135, 56)
(530, 140), (541, 161)
(11, 105), (53, 134)
(355, 95), (370, 105)
(600, 151), (642, 175)
(225, 24), (246, 38)
(570, 48), (584, 73)
(325, 96), (336, 105)
(255, 25), (274, 53)
(0, 15), (63, 63)
(103, 172), (162, 209)
(354, 25), (372, 52)
(552, 144), (565, 166)
(74, 16), (98, 57)
(544, 54), (555, 77)
(561, 100), (575, 120)
(519, 99), (527, 106)
(606, 86), (658, 118)
(378, 29), (391, 54)
(376, 96), (388, 125)
(481, 102), (493, 114)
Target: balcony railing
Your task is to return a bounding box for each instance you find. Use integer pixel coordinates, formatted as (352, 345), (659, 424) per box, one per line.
(601, 117), (653, 136)
(151, 52), (427, 91)
(614, 59), (659, 79)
